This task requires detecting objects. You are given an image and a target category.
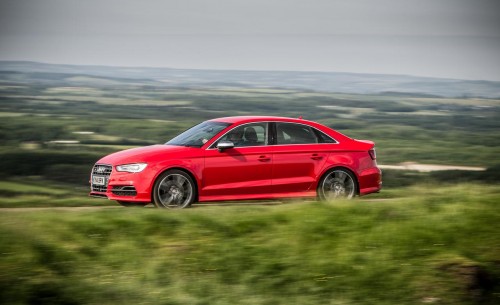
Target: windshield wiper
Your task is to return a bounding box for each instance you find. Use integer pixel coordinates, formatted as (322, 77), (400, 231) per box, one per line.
(172, 143), (201, 147)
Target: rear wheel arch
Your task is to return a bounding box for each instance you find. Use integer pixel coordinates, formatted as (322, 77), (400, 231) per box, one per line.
(319, 165), (359, 184)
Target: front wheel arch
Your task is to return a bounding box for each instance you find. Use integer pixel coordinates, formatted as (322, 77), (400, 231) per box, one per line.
(317, 167), (359, 200)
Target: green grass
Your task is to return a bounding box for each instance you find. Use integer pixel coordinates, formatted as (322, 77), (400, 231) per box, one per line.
(0, 178), (114, 208)
(1, 184), (499, 305)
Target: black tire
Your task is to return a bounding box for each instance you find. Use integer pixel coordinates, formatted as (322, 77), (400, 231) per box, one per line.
(318, 168), (358, 201)
(117, 201), (148, 207)
(152, 169), (196, 209)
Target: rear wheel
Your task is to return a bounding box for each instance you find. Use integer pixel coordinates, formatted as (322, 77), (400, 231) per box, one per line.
(153, 170), (196, 209)
(318, 168), (357, 200)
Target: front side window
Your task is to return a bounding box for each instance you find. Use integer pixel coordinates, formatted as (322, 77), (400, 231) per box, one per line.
(276, 122), (318, 145)
(215, 122), (268, 147)
(166, 121), (231, 147)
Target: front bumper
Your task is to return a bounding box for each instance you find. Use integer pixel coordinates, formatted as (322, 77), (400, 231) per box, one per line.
(89, 164), (154, 202)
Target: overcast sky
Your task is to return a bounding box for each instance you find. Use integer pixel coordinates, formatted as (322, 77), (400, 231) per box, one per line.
(1, 0), (499, 81)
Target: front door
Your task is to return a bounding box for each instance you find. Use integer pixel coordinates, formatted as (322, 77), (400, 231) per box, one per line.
(201, 122), (273, 201)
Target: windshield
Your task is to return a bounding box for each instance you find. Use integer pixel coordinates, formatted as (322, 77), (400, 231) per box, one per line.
(166, 121), (231, 147)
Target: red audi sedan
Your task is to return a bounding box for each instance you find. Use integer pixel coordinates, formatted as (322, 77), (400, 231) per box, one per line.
(90, 116), (381, 208)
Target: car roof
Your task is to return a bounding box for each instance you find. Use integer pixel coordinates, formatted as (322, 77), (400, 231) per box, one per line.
(209, 116), (316, 125)
(208, 116), (354, 143)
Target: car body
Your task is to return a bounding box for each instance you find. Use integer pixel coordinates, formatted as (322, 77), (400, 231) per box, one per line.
(90, 116), (382, 208)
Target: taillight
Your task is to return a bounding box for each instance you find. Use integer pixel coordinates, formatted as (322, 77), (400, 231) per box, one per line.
(368, 148), (376, 160)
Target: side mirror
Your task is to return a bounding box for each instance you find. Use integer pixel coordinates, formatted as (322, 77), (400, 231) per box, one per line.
(217, 141), (234, 151)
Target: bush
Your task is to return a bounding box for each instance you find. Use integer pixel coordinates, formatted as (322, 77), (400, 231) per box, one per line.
(0, 151), (100, 177)
(43, 164), (91, 185)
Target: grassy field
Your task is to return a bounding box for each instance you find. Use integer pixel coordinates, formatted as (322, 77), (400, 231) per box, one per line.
(1, 70), (500, 168)
(1, 184), (499, 305)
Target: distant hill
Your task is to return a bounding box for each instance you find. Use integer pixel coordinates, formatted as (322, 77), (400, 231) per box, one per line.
(1, 61), (499, 98)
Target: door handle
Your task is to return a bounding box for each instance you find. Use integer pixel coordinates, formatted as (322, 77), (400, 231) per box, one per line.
(311, 154), (323, 160)
(258, 155), (271, 162)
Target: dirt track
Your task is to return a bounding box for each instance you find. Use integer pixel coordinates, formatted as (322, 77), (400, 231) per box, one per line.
(0, 198), (392, 211)
(378, 162), (485, 172)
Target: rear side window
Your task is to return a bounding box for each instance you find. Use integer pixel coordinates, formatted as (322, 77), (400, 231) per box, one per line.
(276, 123), (318, 145)
(314, 129), (337, 143)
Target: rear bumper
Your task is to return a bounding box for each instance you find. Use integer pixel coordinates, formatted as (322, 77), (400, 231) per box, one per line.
(358, 166), (382, 196)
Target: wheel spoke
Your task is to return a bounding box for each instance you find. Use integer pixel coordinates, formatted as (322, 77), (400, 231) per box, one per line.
(174, 175), (186, 186)
(336, 171), (347, 182)
(160, 192), (173, 203)
(159, 183), (170, 192)
(324, 176), (335, 187)
(345, 179), (354, 191)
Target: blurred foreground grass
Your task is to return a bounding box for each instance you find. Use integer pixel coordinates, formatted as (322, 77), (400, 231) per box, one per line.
(1, 184), (499, 305)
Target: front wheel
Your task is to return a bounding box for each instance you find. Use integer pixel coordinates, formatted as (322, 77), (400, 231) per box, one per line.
(152, 170), (196, 209)
(318, 168), (357, 201)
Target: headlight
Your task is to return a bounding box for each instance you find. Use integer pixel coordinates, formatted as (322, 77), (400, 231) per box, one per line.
(115, 163), (147, 173)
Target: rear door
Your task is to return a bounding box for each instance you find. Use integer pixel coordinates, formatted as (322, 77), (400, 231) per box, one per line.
(271, 122), (329, 194)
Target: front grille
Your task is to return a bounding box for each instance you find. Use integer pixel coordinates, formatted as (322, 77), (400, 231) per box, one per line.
(91, 164), (112, 192)
(112, 186), (137, 196)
